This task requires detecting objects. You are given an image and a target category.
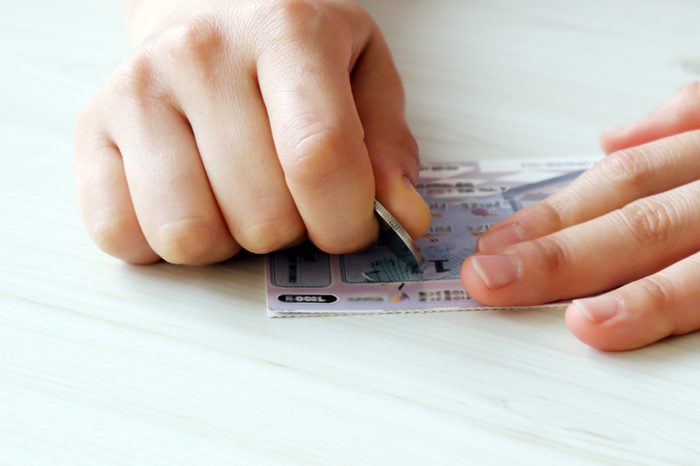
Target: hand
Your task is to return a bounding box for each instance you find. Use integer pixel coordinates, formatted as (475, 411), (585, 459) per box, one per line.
(75, 0), (430, 265)
(461, 82), (700, 351)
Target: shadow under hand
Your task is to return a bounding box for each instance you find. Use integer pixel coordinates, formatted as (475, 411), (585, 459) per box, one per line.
(115, 252), (266, 319)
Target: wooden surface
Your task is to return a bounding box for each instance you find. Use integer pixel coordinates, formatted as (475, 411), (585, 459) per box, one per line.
(2, 0), (700, 464)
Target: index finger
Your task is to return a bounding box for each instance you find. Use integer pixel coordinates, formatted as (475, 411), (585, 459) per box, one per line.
(478, 131), (700, 252)
(256, 5), (377, 254)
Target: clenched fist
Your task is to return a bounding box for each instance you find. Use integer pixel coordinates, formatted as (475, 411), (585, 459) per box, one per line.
(75, 0), (430, 265)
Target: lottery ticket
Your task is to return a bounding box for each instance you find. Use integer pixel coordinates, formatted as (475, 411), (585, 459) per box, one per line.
(265, 158), (599, 317)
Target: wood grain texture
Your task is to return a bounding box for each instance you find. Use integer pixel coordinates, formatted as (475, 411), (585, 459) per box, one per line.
(2, 0), (700, 464)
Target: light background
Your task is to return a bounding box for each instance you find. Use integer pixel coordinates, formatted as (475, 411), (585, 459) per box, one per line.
(2, 0), (699, 464)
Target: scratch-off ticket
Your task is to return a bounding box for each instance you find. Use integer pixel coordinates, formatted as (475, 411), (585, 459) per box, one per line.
(265, 158), (597, 317)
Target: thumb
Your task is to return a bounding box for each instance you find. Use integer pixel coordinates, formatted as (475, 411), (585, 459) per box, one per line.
(601, 81), (700, 154)
(352, 29), (431, 240)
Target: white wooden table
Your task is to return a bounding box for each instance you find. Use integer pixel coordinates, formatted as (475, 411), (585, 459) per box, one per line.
(2, 1), (700, 464)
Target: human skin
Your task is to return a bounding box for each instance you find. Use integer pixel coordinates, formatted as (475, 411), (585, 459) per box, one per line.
(463, 83), (700, 351)
(75, 0), (431, 265)
(77, 1), (699, 352)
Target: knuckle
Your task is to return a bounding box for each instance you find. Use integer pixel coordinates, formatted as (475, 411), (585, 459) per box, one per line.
(635, 275), (677, 333)
(312, 226), (376, 255)
(108, 53), (165, 106)
(164, 16), (224, 69)
(156, 218), (218, 265)
(600, 147), (653, 192)
(260, 0), (360, 46)
(237, 217), (306, 254)
(91, 216), (135, 257)
(637, 275), (675, 307)
(617, 198), (674, 246)
(264, 0), (325, 36)
(525, 235), (569, 277)
(535, 197), (569, 230)
(283, 127), (358, 191)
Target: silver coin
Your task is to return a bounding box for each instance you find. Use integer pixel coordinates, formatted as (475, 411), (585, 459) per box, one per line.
(374, 200), (424, 270)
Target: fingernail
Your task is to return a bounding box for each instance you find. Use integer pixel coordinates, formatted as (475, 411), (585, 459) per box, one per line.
(478, 223), (525, 252)
(573, 295), (623, 324)
(471, 254), (519, 289)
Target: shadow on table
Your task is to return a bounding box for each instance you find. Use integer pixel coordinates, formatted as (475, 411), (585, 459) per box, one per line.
(113, 251), (266, 317)
(593, 331), (700, 362)
(458, 305), (700, 364)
